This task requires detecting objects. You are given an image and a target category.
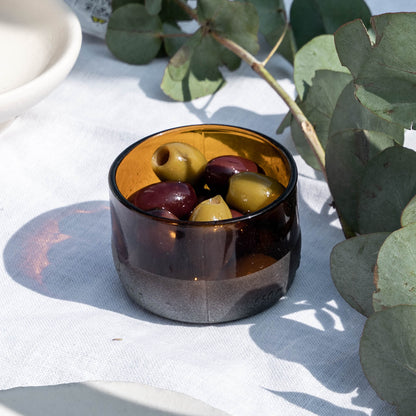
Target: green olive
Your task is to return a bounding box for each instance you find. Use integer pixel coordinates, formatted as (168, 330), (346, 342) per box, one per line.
(226, 172), (285, 213)
(189, 195), (232, 222)
(151, 142), (207, 184)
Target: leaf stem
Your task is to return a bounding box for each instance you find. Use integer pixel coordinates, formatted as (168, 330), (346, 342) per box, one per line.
(211, 32), (327, 177)
(261, 10), (289, 67)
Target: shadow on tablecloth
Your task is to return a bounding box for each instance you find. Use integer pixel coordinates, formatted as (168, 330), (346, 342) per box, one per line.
(2, 198), (393, 415)
(2, 200), (166, 323)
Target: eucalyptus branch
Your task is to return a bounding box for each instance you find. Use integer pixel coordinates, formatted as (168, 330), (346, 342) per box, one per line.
(169, 1), (355, 236)
(210, 32), (327, 177)
(211, 32), (358, 239)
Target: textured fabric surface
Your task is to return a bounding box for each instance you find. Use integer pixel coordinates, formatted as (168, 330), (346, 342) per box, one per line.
(1, 1), (415, 415)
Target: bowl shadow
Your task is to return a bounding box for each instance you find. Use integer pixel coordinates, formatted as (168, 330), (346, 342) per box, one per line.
(2, 200), (170, 324)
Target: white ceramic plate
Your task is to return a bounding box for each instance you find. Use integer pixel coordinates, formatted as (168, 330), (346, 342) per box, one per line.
(0, 0), (82, 130)
(0, 381), (231, 416)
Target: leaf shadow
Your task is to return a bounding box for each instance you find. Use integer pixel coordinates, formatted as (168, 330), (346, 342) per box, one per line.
(266, 390), (369, 416)
(243, 196), (394, 414)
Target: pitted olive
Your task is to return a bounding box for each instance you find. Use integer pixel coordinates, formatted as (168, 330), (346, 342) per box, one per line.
(189, 195), (232, 222)
(152, 142), (207, 185)
(204, 155), (259, 193)
(226, 172), (285, 213)
(132, 181), (197, 219)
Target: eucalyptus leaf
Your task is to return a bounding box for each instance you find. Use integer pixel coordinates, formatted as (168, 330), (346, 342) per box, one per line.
(401, 195), (416, 227)
(290, 70), (352, 169)
(159, 0), (192, 22)
(335, 13), (416, 129)
(161, 68), (224, 102)
(145, 0), (162, 15)
(162, 22), (188, 57)
(105, 4), (162, 65)
(326, 129), (398, 232)
(290, 0), (371, 49)
(360, 305), (416, 415)
(276, 108), (293, 134)
(358, 146), (416, 234)
(372, 223), (416, 311)
(197, 0), (259, 56)
(165, 31), (197, 82)
(112, 0), (141, 12)
(330, 232), (389, 317)
(161, 31), (226, 101)
(293, 34), (350, 100)
(161, 0), (257, 101)
(328, 82), (405, 141)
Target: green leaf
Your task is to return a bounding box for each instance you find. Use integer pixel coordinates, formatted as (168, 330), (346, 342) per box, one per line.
(372, 223), (416, 311)
(290, 0), (371, 49)
(328, 82), (405, 141)
(105, 4), (162, 65)
(335, 13), (416, 129)
(326, 129), (398, 232)
(161, 0), (258, 101)
(290, 70), (352, 169)
(360, 305), (416, 415)
(162, 22), (188, 57)
(145, 0), (162, 15)
(161, 30), (226, 101)
(112, 0), (142, 12)
(330, 232), (389, 317)
(276, 109), (293, 134)
(358, 146), (416, 234)
(401, 195), (416, 227)
(326, 82), (404, 231)
(166, 31), (200, 82)
(246, 0), (296, 64)
(217, 43), (241, 72)
(159, 0), (192, 22)
(197, 0), (260, 55)
(293, 34), (350, 100)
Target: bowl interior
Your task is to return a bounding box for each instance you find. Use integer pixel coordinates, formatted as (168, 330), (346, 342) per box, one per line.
(114, 125), (293, 208)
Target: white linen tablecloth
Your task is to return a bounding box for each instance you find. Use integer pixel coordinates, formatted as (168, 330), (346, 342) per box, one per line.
(1, 1), (415, 414)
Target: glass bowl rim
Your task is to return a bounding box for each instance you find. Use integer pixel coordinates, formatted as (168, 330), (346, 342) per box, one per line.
(108, 124), (298, 226)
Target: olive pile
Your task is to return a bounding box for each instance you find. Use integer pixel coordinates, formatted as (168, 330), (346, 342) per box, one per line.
(129, 142), (285, 221)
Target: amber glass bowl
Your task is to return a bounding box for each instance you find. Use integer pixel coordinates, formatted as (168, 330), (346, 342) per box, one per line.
(109, 125), (301, 323)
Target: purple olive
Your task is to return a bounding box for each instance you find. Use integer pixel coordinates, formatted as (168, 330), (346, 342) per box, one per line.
(132, 181), (197, 219)
(146, 208), (179, 220)
(204, 155), (259, 194)
(230, 209), (244, 218)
